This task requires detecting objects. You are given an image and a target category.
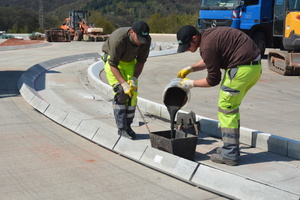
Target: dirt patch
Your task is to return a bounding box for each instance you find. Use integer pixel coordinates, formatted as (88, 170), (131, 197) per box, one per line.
(0, 38), (48, 46)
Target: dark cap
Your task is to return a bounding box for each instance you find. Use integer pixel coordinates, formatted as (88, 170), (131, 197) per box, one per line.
(177, 25), (198, 53)
(132, 20), (150, 43)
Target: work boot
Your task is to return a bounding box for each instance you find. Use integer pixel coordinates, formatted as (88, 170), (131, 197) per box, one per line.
(210, 154), (238, 166)
(118, 129), (133, 140)
(126, 127), (136, 139)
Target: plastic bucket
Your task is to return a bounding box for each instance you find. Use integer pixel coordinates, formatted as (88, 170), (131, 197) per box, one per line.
(162, 78), (191, 109)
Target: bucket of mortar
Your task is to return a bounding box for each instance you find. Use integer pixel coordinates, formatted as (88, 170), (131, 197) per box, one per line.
(162, 78), (191, 138)
(162, 78), (191, 109)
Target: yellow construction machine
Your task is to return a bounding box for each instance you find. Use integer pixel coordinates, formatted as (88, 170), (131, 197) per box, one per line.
(268, 0), (300, 75)
(45, 10), (109, 42)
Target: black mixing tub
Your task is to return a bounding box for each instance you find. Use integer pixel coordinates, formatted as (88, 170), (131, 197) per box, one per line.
(150, 78), (198, 161)
(149, 130), (198, 161)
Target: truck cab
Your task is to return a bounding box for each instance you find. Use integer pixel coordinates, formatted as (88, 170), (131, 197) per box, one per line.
(198, 0), (275, 56)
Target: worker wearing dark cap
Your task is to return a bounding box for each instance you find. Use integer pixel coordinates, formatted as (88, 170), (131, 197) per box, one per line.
(176, 25), (261, 166)
(102, 20), (151, 139)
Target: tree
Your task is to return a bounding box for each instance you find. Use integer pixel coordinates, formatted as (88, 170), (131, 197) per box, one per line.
(89, 11), (115, 34)
(148, 13), (168, 33)
(147, 13), (198, 33)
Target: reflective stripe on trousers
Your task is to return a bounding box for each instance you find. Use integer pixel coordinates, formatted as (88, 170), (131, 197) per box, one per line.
(218, 64), (261, 160)
(113, 103), (136, 130)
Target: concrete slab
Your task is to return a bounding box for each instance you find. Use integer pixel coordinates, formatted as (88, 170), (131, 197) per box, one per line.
(113, 137), (149, 161)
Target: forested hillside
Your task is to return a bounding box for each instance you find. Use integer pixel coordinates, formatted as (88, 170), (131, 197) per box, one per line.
(0, 0), (200, 34)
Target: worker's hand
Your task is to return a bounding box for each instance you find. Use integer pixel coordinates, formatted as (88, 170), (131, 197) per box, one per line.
(121, 82), (133, 97)
(180, 78), (194, 89)
(177, 66), (193, 78)
(128, 77), (137, 91)
(121, 81), (136, 97)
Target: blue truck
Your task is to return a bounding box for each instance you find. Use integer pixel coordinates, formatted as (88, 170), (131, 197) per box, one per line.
(198, 0), (280, 56)
(198, 0), (300, 75)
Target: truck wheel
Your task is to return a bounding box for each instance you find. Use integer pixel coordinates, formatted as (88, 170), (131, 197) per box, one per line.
(252, 32), (265, 57)
(74, 30), (83, 41)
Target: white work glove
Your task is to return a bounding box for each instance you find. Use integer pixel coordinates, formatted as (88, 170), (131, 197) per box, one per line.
(180, 78), (194, 89)
(177, 66), (193, 78)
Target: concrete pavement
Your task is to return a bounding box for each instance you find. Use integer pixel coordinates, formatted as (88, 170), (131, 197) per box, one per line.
(16, 36), (300, 199)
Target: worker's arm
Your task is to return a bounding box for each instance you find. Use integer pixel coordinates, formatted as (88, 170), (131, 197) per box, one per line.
(177, 59), (207, 78)
(180, 60), (212, 88)
(133, 62), (145, 79)
(190, 59), (207, 72)
(193, 78), (211, 87)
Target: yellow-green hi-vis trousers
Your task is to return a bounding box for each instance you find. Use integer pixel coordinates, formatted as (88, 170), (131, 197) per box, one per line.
(218, 63), (262, 160)
(104, 55), (138, 131)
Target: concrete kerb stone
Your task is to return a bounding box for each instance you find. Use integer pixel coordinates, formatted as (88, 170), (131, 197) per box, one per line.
(253, 132), (290, 157)
(17, 52), (102, 128)
(140, 146), (199, 181)
(61, 114), (82, 132)
(18, 83), (36, 103)
(76, 119), (100, 140)
(192, 164), (299, 200)
(44, 104), (68, 124)
(88, 61), (114, 98)
(29, 95), (43, 109)
(36, 100), (50, 113)
(288, 140), (300, 160)
(92, 125), (119, 150)
(113, 137), (149, 161)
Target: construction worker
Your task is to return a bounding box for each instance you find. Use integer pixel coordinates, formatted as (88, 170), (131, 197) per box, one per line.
(176, 25), (261, 166)
(102, 20), (151, 139)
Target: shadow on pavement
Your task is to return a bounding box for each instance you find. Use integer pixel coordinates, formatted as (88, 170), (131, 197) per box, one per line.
(0, 70), (24, 98)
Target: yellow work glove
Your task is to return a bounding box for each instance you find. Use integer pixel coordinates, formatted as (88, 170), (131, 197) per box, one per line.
(127, 77), (137, 91)
(177, 66), (193, 78)
(121, 82), (134, 97)
(180, 78), (194, 89)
